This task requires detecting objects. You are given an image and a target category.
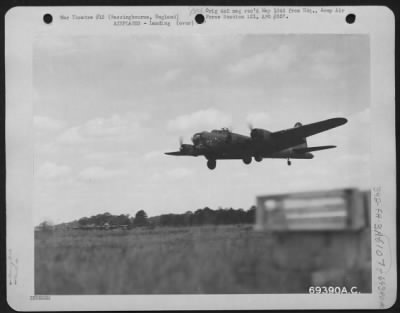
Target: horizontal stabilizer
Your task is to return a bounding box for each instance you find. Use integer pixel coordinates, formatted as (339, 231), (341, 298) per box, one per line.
(293, 145), (336, 154)
(266, 152), (314, 159)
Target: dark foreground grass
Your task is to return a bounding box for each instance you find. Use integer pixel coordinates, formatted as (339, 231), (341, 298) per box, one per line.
(35, 225), (367, 294)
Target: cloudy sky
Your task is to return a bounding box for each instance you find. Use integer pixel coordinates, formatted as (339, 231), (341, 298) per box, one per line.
(33, 34), (370, 225)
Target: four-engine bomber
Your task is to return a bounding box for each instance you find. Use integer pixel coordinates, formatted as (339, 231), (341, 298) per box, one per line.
(165, 117), (347, 170)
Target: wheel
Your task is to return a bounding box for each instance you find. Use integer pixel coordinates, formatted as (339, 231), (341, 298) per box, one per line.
(243, 156), (252, 165)
(254, 155), (263, 162)
(287, 159), (291, 166)
(207, 159), (216, 170)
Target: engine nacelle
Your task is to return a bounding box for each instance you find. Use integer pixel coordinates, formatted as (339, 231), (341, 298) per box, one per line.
(180, 144), (197, 155)
(250, 128), (272, 142)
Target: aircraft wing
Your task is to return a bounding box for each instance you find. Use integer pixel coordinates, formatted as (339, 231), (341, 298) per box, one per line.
(165, 151), (189, 156)
(165, 142), (200, 156)
(293, 145), (336, 154)
(272, 118), (347, 140)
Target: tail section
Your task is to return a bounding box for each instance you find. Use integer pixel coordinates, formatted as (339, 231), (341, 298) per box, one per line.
(293, 122), (308, 149)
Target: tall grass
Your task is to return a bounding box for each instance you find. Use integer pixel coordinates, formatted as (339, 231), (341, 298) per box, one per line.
(35, 225), (369, 294)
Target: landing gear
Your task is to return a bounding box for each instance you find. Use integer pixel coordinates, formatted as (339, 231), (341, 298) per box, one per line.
(207, 159), (216, 170)
(287, 158), (291, 166)
(254, 155), (263, 162)
(243, 156), (252, 165)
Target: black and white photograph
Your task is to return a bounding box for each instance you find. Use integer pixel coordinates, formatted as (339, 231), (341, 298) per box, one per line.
(32, 32), (371, 294)
(5, 6), (396, 310)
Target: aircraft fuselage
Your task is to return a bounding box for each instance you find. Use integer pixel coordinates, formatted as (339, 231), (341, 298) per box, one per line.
(165, 117), (347, 169)
(193, 129), (305, 160)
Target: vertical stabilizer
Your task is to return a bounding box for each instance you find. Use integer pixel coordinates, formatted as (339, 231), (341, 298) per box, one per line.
(293, 122), (307, 148)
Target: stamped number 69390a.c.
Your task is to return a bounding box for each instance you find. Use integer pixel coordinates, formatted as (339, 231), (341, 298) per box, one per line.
(309, 286), (359, 294)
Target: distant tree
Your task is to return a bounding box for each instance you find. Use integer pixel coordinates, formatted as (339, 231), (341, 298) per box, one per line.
(71, 205), (256, 230)
(170, 214), (185, 226)
(183, 211), (193, 226)
(148, 216), (160, 227)
(159, 214), (169, 226)
(160, 214), (181, 226)
(78, 217), (89, 226)
(246, 205), (256, 223)
(193, 208), (204, 225)
(133, 210), (149, 227)
(129, 216), (135, 228)
(110, 214), (130, 226)
(215, 208), (225, 225)
(118, 214), (131, 226)
(202, 207), (216, 224)
(38, 220), (54, 231)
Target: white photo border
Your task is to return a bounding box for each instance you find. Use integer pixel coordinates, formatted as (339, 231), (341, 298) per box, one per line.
(5, 6), (396, 310)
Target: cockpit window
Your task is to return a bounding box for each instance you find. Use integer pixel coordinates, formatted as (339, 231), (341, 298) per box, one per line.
(211, 128), (229, 133)
(192, 133), (201, 144)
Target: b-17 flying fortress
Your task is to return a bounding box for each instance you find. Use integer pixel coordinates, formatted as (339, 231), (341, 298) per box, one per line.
(165, 117), (347, 170)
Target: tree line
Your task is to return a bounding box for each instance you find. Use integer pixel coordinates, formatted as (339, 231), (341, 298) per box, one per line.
(72, 206), (256, 229)
(152, 206), (256, 227)
(77, 210), (149, 228)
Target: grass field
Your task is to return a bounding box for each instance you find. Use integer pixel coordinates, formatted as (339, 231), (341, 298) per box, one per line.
(35, 225), (370, 294)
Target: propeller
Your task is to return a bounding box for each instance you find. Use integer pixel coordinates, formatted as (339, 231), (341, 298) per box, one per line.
(177, 136), (197, 155)
(248, 122), (258, 139)
(179, 136), (184, 150)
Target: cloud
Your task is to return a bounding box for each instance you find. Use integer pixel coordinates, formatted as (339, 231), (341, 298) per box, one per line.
(143, 150), (166, 160)
(343, 108), (370, 151)
(167, 108), (232, 132)
(189, 35), (242, 59)
(58, 126), (84, 144)
(313, 107), (370, 166)
(57, 113), (148, 144)
(78, 166), (124, 181)
(166, 167), (194, 179)
(311, 63), (340, 80)
(341, 107), (370, 140)
(84, 115), (128, 137)
(310, 49), (342, 80)
(246, 112), (271, 127)
(145, 40), (175, 61)
(36, 162), (71, 180)
(163, 68), (182, 82)
(191, 74), (209, 85)
(84, 151), (131, 163)
(227, 45), (296, 76)
(127, 35), (242, 67)
(351, 107), (370, 124)
(35, 36), (80, 56)
(148, 167), (194, 181)
(338, 154), (369, 163)
(34, 115), (65, 132)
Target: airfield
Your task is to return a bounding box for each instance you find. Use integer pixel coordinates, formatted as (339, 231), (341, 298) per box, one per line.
(35, 223), (371, 294)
